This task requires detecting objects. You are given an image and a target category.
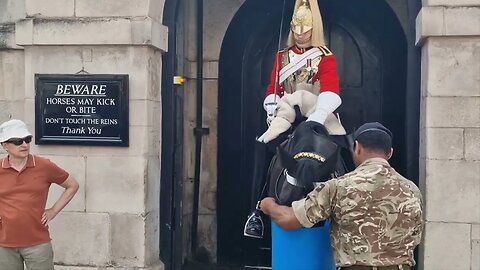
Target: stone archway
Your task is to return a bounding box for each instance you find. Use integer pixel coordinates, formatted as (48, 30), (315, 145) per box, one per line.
(217, 0), (412, 266)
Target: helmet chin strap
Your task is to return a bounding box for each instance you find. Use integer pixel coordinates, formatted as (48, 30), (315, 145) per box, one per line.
(295, 41), (312, 49)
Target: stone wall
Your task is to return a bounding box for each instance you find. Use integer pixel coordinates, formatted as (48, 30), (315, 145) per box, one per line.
(417, 1), (480, 269)
(0, 0), (25, 121)
(180, 0), (245, 262)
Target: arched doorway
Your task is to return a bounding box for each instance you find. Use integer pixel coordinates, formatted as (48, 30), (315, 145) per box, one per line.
(218, 0), (410, 266)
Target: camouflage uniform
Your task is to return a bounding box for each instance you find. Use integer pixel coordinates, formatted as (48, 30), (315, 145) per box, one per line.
(292, 157), (424, 267)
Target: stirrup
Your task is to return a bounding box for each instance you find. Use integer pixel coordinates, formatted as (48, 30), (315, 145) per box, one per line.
(243, 202), (264, 239)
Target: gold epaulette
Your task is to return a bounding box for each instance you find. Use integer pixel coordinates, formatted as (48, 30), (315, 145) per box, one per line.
(319, 45), (333, 56)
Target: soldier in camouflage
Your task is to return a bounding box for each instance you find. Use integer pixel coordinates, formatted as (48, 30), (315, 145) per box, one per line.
(260, 122), (424, 270)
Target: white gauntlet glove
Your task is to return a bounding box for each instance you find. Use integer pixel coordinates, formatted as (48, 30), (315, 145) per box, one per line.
(306, 91), (342, 124)
(263, 94), (281, 125)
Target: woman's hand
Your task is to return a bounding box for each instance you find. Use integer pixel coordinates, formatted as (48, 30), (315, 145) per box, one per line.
(41, 208), (59, 226)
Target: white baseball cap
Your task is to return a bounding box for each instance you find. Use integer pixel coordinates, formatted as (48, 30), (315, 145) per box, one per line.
(0, 119), (33, 143)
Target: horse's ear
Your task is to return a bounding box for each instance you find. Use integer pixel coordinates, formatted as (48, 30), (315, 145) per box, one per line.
(276, 146), (299, 178)
(345, 133), (355, 156)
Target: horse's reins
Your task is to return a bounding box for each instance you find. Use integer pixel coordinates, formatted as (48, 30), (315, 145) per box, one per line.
(254, 155), (281, 211)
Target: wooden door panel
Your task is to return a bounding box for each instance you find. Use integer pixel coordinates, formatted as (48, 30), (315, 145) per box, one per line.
(328, 21), (382, 133)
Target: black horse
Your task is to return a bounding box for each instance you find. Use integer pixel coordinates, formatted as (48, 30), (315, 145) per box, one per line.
(244, 116), (354, 238)
(268, 120), (353, 206)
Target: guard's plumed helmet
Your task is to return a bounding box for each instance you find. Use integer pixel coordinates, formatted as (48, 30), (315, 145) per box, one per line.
(287, 0), (326, 47)
(290, 0), (313, 35)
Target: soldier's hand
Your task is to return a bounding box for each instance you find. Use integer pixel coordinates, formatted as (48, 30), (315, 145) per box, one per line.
(260, 197), (277, 215)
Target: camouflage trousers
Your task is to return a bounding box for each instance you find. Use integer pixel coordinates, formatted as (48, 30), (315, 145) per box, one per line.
(339, 265), (411, 270)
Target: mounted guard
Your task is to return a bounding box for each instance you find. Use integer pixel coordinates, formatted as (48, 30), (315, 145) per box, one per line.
(244, 0), (353, 269)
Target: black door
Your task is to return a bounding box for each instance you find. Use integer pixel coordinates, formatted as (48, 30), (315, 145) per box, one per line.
(218, 0), (408, 265)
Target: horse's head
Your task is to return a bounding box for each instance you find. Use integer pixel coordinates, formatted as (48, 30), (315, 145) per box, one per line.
(274, 121), (340, 204)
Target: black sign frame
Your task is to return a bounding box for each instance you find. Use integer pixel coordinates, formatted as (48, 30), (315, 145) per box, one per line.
(35, 74), (129, 146)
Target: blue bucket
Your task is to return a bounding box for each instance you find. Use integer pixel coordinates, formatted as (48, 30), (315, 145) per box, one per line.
(271, 220), (335, 270)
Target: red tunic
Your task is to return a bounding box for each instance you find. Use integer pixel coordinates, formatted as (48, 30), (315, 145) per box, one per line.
(265, 46), (340, 97)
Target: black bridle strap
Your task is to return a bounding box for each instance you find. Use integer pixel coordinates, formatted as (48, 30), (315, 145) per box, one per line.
(254, 155), (282, 210)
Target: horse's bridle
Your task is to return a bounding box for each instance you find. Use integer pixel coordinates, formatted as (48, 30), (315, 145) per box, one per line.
(293, 152), (326, 163)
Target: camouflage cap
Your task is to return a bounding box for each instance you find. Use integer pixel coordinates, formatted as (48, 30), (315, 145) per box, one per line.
(352, 122), (392, 141)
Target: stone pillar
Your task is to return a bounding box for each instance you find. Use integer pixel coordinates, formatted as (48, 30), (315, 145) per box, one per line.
(0, 0), (26, 122)
(12, 1), (167, 269)
(416, 1), (480, 269)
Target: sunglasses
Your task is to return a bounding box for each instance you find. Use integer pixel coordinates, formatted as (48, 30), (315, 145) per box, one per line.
(5, 136), (33, 146)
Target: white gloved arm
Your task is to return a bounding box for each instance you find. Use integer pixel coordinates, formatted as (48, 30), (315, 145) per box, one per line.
(306, 91), (342, 124)
(264, 94), (281, 125)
